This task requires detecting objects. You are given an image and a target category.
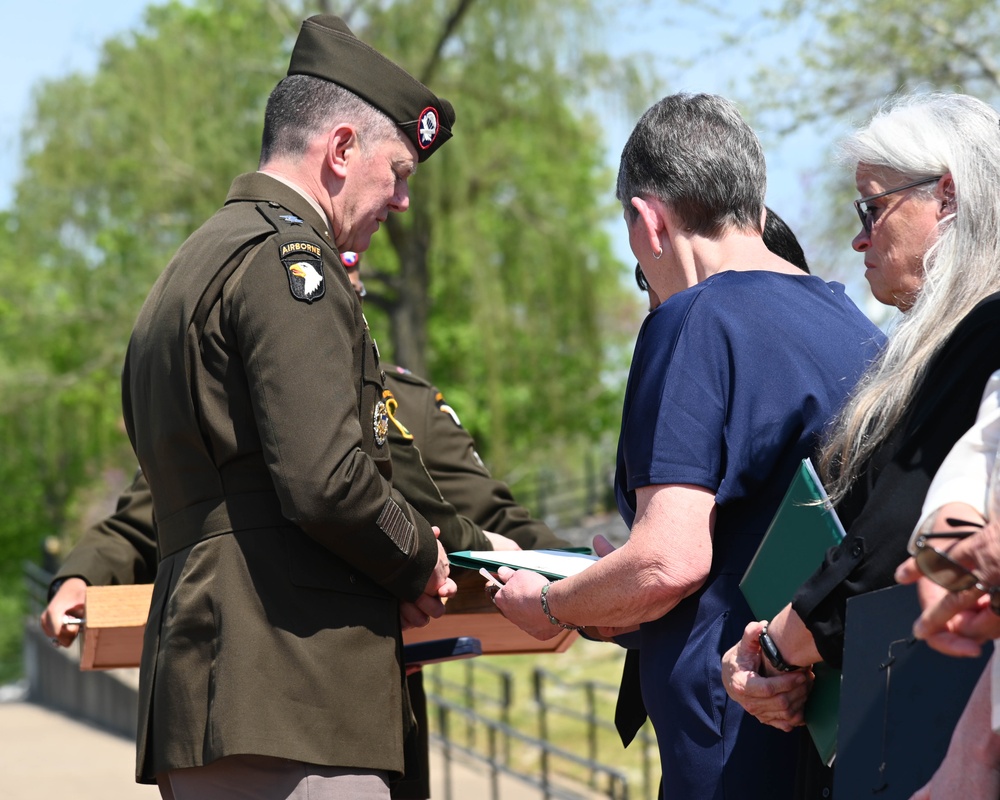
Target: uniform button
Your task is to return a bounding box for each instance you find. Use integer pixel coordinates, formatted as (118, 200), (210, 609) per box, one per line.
(850, 541), (863, 558)
(349, 574), (357, 583)
(268, 201), (280, 208)
(381, 370), (386, 383)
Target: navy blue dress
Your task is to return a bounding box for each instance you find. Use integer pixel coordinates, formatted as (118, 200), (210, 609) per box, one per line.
(614, 271), (883, 800)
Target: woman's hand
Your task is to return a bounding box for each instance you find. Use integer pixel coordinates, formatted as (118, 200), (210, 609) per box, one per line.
(721, 620), (813, 732)
(492, 567), (564, 641)
(897, 517), (1000, 654)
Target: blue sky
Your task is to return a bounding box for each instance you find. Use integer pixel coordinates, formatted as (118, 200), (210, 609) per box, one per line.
(0, 1), (874, 312)
(0, 1), (149, 205)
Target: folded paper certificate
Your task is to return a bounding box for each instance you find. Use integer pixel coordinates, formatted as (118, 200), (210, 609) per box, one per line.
(448, 549), (599, 580)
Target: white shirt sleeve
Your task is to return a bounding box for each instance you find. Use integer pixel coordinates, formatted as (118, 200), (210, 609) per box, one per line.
(908, 370), (1000, 553)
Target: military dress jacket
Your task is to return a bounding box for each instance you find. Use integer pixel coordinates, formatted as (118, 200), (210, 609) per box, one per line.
(121, 172), (439, 783)
(54, 374), (563, 593)
(53, 469), (156, 590)
(384, 366), (566, 550)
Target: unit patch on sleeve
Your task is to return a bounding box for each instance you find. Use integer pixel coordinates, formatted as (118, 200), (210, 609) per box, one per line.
(280, 241), (325, 303)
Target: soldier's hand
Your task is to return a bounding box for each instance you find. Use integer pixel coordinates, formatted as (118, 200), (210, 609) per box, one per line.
(400, 600), (432, 630)
(484, 532), (521, 551)
(41, 577), (87, 647)
(423, 532), (456, 600)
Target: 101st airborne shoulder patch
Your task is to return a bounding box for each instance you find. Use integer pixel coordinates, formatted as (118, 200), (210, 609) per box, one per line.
(280, 241), (325, 303)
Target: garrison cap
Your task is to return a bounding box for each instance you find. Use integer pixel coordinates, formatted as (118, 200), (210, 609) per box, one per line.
(287, 14), (455, 162)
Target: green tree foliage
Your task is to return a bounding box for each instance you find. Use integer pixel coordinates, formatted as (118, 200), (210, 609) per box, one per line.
(741, 0), (1000, 133)
(354, 0), (648, 471)
(686, 0), (1000, 291)
(0, 0), (296, 680)
(0, 0), (652, 675)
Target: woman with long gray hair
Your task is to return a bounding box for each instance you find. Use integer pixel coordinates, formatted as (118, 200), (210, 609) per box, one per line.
(722, 91), (1000, 798)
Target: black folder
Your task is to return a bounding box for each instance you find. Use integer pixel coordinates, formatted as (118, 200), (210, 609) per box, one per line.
(834, 583), (991, 799)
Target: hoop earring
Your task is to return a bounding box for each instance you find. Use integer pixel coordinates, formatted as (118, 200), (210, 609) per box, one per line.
(653, 248), (663, 260)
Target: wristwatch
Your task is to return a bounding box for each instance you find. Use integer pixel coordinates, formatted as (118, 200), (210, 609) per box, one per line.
(759, 622), (804, 673)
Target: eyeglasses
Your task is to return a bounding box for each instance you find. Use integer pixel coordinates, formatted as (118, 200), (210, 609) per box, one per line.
(853, 176), (943, 235)
(913, 530), (1000, 616)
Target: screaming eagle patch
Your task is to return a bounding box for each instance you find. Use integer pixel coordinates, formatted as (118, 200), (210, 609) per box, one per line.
(280, 241), (325, 303)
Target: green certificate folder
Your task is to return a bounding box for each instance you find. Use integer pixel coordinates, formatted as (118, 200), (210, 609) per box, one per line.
(448, 548), (598, 581)
(739, 458), (845, 766)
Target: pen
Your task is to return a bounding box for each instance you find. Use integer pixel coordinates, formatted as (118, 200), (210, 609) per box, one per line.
(479, 567), (505, 589)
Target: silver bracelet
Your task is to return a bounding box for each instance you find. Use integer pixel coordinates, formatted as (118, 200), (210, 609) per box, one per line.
(540, 582), (577, 630)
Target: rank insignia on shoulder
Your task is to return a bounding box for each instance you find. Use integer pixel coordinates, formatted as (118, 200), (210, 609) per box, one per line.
(435, 391), (463, 428)
(279, 214), (304, 225)
(373, 400), (390, 447)
(280, 242), (325, 303)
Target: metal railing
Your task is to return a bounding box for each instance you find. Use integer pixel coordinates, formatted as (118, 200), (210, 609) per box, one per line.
(532, 667), (656, 800)
(23, 560), (51, 616)
(505, 452), (617, 528)
(426, 657), (514, 759)
(431, 695), (630, 800)
(425, 658), (657, 800)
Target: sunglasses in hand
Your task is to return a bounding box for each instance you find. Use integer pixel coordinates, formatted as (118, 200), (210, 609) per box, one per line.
(913, 521), (1000, 616)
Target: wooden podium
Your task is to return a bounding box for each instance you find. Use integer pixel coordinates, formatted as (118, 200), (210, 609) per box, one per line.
(78, 569), (575, 670)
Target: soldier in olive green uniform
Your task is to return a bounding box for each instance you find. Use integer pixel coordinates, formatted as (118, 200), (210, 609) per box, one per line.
(383, 365), (565, 552)
(48, 230), (566, 795)
(43, 372), (566, 797)
(43, 377), (563, 626)
(44, 377), (566, 799)
(118, 15), (458, 797)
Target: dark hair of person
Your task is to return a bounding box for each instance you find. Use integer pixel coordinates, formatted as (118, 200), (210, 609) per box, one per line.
(260, 75), (395, 165)
(762, 207), (809, 273)
(634, 263), (649, 292)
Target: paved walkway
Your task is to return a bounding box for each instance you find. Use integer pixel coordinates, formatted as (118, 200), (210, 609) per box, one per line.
(0, 697), (591, 799)
(0, 699), (154, 799)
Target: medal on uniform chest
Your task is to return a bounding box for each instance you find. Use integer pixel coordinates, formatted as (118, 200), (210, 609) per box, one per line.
(373, 400), (389, 447)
